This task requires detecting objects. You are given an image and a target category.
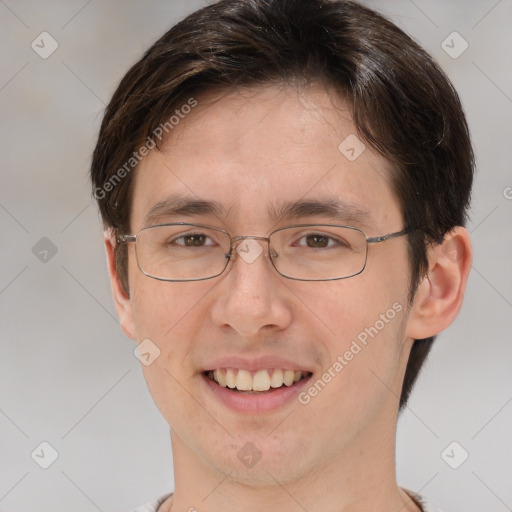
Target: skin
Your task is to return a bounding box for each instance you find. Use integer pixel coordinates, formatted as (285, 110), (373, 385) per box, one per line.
(104, 84), (472, 512)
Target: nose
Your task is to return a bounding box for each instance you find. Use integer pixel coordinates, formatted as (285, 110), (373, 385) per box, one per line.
(210, 238), (292, 337)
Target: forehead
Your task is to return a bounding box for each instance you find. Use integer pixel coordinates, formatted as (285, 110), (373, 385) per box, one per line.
(130, 84), (401, 233)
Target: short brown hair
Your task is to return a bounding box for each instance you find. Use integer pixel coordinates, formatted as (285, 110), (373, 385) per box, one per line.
(90, 0), (474, 409)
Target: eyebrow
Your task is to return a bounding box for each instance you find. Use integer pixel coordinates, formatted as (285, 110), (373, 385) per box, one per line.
(268, 198), (374, 229)
(143, 194), (373, 230)
(143, 194), (226, 226)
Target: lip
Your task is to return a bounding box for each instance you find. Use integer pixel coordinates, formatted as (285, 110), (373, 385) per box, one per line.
(201, 371), (313, 413)
(202, 355), (313, 373)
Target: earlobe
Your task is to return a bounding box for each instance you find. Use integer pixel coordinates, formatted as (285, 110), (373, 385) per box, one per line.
(406, 227), (472, 340)
(104, 230), (137, 340)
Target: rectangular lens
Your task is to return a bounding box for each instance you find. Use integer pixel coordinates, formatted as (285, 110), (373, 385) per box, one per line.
(271, 225), (366, 280)
(136, 224), (229, 280)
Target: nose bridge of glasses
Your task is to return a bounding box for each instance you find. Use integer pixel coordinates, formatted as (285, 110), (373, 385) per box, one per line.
(231, 234), (270, 245)
(229, 235), (278, 261)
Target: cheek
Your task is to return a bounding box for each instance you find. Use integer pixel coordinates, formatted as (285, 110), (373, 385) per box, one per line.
(297, 294), (408, 446)
(129, 272), (219, 363)
(128, 248), (212, 339)
(297, 268), (407, 350)
(129, 278), (215, 429)
(293, 256), (410, 404)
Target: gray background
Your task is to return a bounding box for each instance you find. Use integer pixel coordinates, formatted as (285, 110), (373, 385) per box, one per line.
(1, 0), (511, 510)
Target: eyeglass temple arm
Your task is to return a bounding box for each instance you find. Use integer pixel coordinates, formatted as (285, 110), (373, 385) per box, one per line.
(366, 228), (412, 244)
(117, 234), (136, 243)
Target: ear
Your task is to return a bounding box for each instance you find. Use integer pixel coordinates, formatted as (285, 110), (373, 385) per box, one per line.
(406, 226), (472, 340)
(104, 230), (137, 340)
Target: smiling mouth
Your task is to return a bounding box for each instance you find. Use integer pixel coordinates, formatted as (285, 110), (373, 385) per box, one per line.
(204, 368), (313, 393)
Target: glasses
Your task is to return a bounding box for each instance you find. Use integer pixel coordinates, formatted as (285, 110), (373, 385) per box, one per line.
(117, 223), (411, 282)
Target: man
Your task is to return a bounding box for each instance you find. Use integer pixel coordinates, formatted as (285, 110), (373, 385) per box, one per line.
(91, 1), (473, 510)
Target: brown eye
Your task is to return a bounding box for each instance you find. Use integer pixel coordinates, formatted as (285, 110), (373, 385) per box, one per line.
(183, 234), (207, 246)
(292, 232), (350, 250)
(305, 234), (329, 248)
(171, 233), (216, 247)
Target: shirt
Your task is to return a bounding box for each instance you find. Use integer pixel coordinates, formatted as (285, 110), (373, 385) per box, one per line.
(130, 489), (443, 512)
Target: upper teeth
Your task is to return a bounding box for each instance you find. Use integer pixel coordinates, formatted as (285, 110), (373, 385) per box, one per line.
(210, 368), (306, 391)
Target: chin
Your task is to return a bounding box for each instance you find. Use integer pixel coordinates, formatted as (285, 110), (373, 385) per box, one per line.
(199, 432), (313, 486)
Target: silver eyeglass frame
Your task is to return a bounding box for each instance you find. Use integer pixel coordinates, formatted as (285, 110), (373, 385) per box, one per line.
(117, 222), (413, 282)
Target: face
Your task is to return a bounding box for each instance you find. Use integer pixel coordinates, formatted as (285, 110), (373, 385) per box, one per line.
(116, 84), (417, 485)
